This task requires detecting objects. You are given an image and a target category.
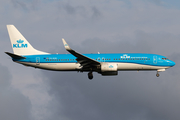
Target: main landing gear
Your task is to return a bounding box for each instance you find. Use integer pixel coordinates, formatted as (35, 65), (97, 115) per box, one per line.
(88, 72), (93, 80)
(156, 72), (160, 77)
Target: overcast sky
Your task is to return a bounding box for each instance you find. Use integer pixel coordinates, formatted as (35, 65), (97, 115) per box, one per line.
(1, 0), (180, 120)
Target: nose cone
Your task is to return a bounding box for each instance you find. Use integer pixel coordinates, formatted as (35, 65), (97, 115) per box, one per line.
(169, 60), (176, 67)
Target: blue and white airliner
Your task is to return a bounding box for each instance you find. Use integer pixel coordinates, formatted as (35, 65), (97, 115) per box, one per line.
(5, 25), (175, 79)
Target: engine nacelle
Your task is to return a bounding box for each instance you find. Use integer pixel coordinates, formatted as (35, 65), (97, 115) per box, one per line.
(100, 63), (118, 76)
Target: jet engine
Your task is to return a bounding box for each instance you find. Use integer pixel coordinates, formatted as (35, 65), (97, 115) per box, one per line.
(100, 63), (118, 76)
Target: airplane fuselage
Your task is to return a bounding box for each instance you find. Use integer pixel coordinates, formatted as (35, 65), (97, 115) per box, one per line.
(14, 53), (175, 72)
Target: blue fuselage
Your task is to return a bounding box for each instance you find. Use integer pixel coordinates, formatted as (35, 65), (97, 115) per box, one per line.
(13, 53), (175, 70)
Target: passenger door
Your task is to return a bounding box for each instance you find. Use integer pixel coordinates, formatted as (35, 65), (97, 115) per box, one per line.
(153, 56), (157, 64)
(36, 57), (40, 65)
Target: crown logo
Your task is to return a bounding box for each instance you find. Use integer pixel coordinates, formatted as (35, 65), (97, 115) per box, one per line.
(17, 39), (24, 43)
(109, 65), (113, 68)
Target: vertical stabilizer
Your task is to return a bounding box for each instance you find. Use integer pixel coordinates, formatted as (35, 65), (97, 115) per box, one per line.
(7, 25), (49, 55)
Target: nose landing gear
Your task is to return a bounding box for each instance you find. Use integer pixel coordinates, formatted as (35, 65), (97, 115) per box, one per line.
(156, 72), (160, 77)
(88, 72), (93, 80)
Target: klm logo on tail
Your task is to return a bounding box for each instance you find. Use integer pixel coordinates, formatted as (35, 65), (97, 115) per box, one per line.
(13, 39), (28, 48)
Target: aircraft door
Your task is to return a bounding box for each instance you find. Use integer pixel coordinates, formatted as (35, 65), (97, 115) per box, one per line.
(153, 56), (157, 64)
(36, 57), (40, 65)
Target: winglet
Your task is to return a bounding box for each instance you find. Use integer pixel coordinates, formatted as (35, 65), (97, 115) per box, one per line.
(62, 38), (72, 51)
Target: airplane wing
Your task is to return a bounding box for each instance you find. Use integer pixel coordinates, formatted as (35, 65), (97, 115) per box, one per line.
(62, 39), (100, 68)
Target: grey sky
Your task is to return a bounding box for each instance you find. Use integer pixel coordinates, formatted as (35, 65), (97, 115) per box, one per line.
(1, 0), (180, 120)
(0, 63), (32, 120)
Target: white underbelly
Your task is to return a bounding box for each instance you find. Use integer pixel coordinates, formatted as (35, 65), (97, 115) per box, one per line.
(117, 63), (169, 70)
(17, 61), (170, 71)
(17, 62), (80, 71)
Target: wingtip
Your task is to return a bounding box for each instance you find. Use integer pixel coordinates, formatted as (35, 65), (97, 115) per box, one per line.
(62, 38), (71, 51)
(6, 24), (14, 27)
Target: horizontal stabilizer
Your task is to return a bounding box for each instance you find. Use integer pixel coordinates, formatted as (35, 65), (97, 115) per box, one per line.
(5, 52), (26, 59)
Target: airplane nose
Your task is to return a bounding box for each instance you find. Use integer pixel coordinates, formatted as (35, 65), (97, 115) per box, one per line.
(170, 60), (176, 67)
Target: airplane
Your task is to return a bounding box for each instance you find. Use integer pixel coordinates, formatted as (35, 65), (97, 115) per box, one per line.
(5, 25), (175, 80)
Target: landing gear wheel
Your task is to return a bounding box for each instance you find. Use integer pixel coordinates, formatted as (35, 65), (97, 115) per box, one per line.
(156, 73), (160, 77)
(88, 72), (93, 80)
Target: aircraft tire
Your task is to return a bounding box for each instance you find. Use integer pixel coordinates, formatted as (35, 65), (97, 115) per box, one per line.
(88, 72), (93, 80)
(156, 73), (160, 77)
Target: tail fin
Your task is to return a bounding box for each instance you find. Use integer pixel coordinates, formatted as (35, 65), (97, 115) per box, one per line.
(7, 25), (49, 55)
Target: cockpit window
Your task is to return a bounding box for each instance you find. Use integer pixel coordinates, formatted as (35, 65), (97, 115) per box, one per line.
(162, 58), (168, 60)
